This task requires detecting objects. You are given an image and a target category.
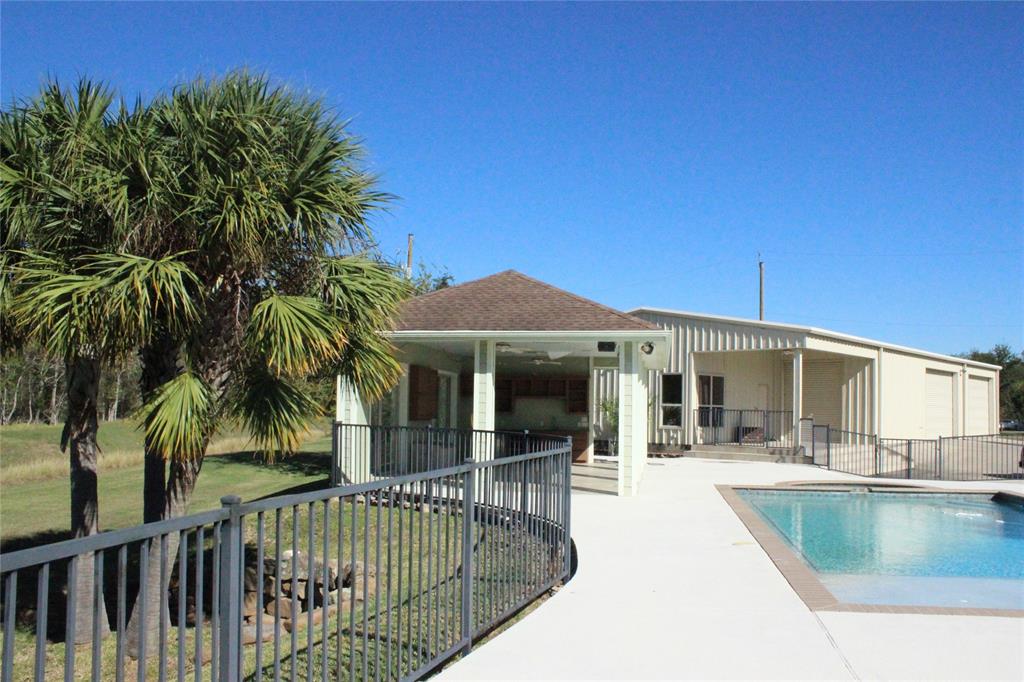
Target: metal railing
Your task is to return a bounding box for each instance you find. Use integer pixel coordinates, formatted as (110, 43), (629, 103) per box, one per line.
(934, 434), (1024, 481)
(813, 425), (1024, 481)
(693, 408), (794, 449)
(331, 424), (569, 486)
(0, 430), (573, 682)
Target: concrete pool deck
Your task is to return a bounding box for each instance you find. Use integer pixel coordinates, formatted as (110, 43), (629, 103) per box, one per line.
(441, 458), (1024, 681)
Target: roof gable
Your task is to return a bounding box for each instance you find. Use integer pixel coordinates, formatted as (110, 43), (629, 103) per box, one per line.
(397, 270), (658, 332)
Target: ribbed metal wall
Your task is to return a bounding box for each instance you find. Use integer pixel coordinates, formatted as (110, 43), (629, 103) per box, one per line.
(593, 311), (806, 448)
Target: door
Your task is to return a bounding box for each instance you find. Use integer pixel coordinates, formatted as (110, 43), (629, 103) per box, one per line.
(966, 376), (990, 435)
(925, 369), (955, 437)
(803, 360), (843, 428)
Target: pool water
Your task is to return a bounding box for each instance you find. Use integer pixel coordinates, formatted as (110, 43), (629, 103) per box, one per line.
(738, 490), (1024, 609)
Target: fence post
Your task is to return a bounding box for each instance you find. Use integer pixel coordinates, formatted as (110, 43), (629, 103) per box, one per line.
(331, 422), (339, 486)
(907, 440), (913, 480)
(762, 410), (768, 448)
(218, 495), (243, 682)
(460, 458), (476, 655)
(563, 439), (572, 578)
(826, 425), (831, 470)
(874, 436), (880, 476)
(937, 437), (943, 480)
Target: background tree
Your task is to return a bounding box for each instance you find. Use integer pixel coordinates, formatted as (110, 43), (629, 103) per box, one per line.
(960, 344), (1024, 424)
(410, 261), (454, 294)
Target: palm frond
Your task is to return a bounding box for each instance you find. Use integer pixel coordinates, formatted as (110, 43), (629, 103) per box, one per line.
(245, 294), (346, 376)
(10, 251), (201, 359)
(10, 252), (109, 357)
(232, 365), (323, 459)
(90, 252), (202, 345)
(136, 370), (213, 460)
(318, 255), (411, 329)
(334, 327), (404, 403)
(315, 256), (409, 400)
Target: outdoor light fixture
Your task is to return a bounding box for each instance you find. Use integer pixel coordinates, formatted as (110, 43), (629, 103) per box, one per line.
(640, 342), (654, 355)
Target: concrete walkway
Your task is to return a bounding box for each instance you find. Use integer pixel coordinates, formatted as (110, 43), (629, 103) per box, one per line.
(442, 458), (1024, 681)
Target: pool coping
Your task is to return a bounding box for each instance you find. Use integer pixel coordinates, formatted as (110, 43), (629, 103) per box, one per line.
(717, 483), (1024, 619)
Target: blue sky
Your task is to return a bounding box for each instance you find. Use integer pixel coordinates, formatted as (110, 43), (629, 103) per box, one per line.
(3, 2), (1021, 355)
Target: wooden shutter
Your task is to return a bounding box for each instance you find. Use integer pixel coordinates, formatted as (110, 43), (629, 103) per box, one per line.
(409, 365), (439, 421)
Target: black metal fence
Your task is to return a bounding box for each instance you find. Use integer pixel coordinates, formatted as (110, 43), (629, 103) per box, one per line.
(693, 408), (794, 449)
(813, 425), (1024, 481)
(331, 424), (569, 487)
(0, 430), (573, 682)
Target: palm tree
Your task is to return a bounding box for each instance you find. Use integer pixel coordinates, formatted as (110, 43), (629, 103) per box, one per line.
(1, 81), (202, 644)
(122, 72), (411, 656)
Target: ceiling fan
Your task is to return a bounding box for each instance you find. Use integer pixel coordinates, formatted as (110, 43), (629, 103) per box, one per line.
(495, 343), (572, 361)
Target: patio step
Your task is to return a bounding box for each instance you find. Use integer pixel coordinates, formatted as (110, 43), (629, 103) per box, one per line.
(685, 445), (810, 465)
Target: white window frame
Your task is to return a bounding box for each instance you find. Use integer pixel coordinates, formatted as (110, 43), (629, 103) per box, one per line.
(697, 373), (725, 428)
(437, 370), (459, 429)
(660, 372), (684, 429)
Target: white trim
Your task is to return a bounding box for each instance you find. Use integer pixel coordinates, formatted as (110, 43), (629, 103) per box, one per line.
(629, 306), (1001, 370)
(659, 372), (685, 429)
(437, 369), (459, 429)
(391, 329), (671, 341)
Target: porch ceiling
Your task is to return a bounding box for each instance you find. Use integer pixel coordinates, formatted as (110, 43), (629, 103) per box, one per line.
(393, 332), (670, 368)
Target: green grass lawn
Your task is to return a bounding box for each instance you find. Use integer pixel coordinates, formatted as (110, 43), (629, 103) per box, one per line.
(1, 419), (334, 545)
(0, 486), (564, 681)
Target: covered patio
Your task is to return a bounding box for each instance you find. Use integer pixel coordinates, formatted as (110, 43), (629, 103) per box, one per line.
(336, 271), (670, 496)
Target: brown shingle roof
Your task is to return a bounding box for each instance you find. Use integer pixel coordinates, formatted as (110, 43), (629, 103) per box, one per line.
(396, 270), (659, 332)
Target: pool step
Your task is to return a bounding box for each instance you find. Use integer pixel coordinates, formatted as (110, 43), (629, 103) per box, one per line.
(685, 445), (811, 465)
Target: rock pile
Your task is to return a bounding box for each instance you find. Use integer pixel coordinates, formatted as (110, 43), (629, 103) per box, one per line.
(241, 550), (378, 643)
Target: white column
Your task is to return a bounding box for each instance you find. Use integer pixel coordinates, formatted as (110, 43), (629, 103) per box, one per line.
(618, 341), (644, 496)
(335, 376), (370, 484)
(472, 340), (496, 460)
(874, 349), (883, 437)
(791, 349), (803, 435)
(585, 356), (595, 464)
(684, 339), (696, 446)
(335, 374), (345, 421)
(472, 340), (495, 431)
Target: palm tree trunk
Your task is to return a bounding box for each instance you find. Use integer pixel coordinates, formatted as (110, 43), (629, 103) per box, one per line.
(64, 355), (110, 643)
(140, 334), (179, 523)
(127, 299), (233, 659)
(124, 455), (203, 658)
(126, 334), (197, 658)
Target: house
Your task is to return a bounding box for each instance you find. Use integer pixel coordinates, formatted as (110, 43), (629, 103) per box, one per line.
(335, 270), (671, 496)
(336, 270), (1001, 495)
(619, 308), (1001, 453)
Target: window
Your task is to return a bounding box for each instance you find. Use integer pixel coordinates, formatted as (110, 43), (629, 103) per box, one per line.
(661, 373), (683, 427)
(697, 375), (724, 427)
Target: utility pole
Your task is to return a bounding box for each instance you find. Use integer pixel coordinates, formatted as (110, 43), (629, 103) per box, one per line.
(406, 233), (414, 279)
(758, 254), (765, 321)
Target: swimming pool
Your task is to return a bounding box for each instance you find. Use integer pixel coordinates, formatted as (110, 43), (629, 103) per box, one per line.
(737, 489), (1024, 610)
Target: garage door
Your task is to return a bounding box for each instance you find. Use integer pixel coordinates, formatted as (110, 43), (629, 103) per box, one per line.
(966, 376), (991, 435)
(803, 360), (843, 428)
(925, 370), (955, 437)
